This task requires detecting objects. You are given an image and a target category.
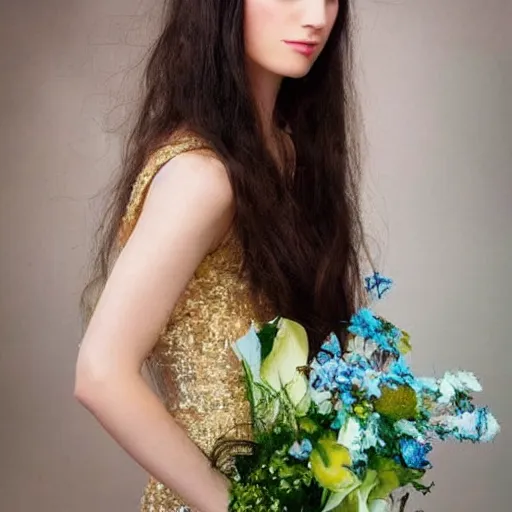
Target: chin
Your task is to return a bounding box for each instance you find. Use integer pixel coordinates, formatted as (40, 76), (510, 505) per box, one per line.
(278, 64), (313, 80)
(285, 69), (311, 79)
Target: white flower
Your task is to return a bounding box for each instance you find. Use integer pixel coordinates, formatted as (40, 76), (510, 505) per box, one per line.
(440, 408), (500, 442)
(445, 371), (482, 393)
(310, 389), (334, 414)
(394, 419), (424, 442)
(438, 371), (482, 404)
(347, 335), (377, 360)
(337, 414), (384, 465)
(337, 417), (363, 462)
(481, 411), (500, 442)
(361, 413), (385, 451)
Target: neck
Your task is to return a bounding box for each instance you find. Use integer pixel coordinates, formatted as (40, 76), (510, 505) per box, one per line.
(246, 59), (283, 139)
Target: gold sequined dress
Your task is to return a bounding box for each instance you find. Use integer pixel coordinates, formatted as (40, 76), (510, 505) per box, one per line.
(118, 136), (274, 512)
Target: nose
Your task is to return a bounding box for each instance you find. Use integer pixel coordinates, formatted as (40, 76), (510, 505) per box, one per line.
(301, 0), (327, 30)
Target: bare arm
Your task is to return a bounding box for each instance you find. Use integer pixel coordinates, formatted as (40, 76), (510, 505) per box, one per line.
(75, 152), (234, 512)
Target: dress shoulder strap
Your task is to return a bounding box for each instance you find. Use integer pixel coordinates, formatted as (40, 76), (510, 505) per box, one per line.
(118, 136), (212, 246)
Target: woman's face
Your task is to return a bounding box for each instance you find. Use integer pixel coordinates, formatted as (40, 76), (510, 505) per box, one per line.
(244, 0), (339, 79)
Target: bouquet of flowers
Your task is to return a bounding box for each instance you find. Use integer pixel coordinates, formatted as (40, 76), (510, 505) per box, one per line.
(221, 273), (500, 512)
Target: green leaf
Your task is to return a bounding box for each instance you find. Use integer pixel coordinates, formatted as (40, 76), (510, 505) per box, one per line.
(397, 330), (412, 355)
(367, 456), (425, 502)
(358, 470), (379, 505)
(258, 320), (280, 361)
(411, 480), (434, 495)
(330, 470), (380, 512)
(321, 480), (361, 512)
(367, 458), (401, 501)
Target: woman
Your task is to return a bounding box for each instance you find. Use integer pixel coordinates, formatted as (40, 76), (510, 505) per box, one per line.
(75, 1), (371, 511)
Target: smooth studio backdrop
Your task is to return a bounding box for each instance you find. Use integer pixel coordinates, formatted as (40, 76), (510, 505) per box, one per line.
(0, 0), (510, 510)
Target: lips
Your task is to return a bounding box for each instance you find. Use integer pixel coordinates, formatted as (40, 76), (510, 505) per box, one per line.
(283, 40), (319, 58)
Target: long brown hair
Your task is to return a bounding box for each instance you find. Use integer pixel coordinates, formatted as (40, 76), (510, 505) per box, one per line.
(81, 0), (373, 355)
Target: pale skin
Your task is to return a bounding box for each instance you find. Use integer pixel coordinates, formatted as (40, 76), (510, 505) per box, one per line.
(75, 1), (338, 511)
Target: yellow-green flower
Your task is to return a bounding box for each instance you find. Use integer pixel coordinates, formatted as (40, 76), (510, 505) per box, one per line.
(374, 385), (417, 421)
(353, 401), (372, 420)
(298, 417), (320, 435)
(310, 438), (358, 492)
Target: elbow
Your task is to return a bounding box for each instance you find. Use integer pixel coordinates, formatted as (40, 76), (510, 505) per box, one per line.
(74, 364), (98, 409)
(74, 355), (112, 410)
(74, 372), (94, 408)
(74, 352), (140, 411)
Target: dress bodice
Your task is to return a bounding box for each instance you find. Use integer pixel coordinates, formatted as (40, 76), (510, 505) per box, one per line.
(118, 136), (274, 511)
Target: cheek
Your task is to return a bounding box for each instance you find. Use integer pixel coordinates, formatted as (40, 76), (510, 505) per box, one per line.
(326, 4), (339, 39)
(244, 0), (282, 64)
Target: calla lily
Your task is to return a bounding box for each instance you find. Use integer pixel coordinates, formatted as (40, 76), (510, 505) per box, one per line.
(232, 323), (262, 382)
(260, 318), (310, 406)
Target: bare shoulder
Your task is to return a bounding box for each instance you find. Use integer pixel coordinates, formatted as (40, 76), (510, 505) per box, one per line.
(151, 149), (232, 206)
(139, 149), (234, 253)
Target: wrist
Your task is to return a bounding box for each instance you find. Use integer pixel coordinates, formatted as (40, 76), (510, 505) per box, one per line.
(209, 468), (231, 512)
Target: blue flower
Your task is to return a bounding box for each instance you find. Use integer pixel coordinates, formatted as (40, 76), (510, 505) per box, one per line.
(310, 358), (339, 392)
(334, 360), (356, 387)
(415, 377), (439, 394)
(313, 351), (384, 404)
(348, 308), (381, 340)
(365, 272), (394, 300)
(348, 309), (399, 354)
(340, 389), (357, 407)
(361, 370), (383, 399)
(320, 333), (342, 358)
(288, 438), (313, 461)
(384, 356), (415, 388)
(331, 408), (348, 430)
(399, 438), (432, 470)
(316, 351), (332, 365)
(344, 352), (372, 371)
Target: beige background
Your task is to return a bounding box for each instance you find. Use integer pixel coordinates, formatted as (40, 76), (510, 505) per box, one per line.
(0, 0), (510, 510)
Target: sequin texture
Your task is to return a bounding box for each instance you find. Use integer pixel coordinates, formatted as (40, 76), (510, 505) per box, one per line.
(119, 137), (275, 511)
